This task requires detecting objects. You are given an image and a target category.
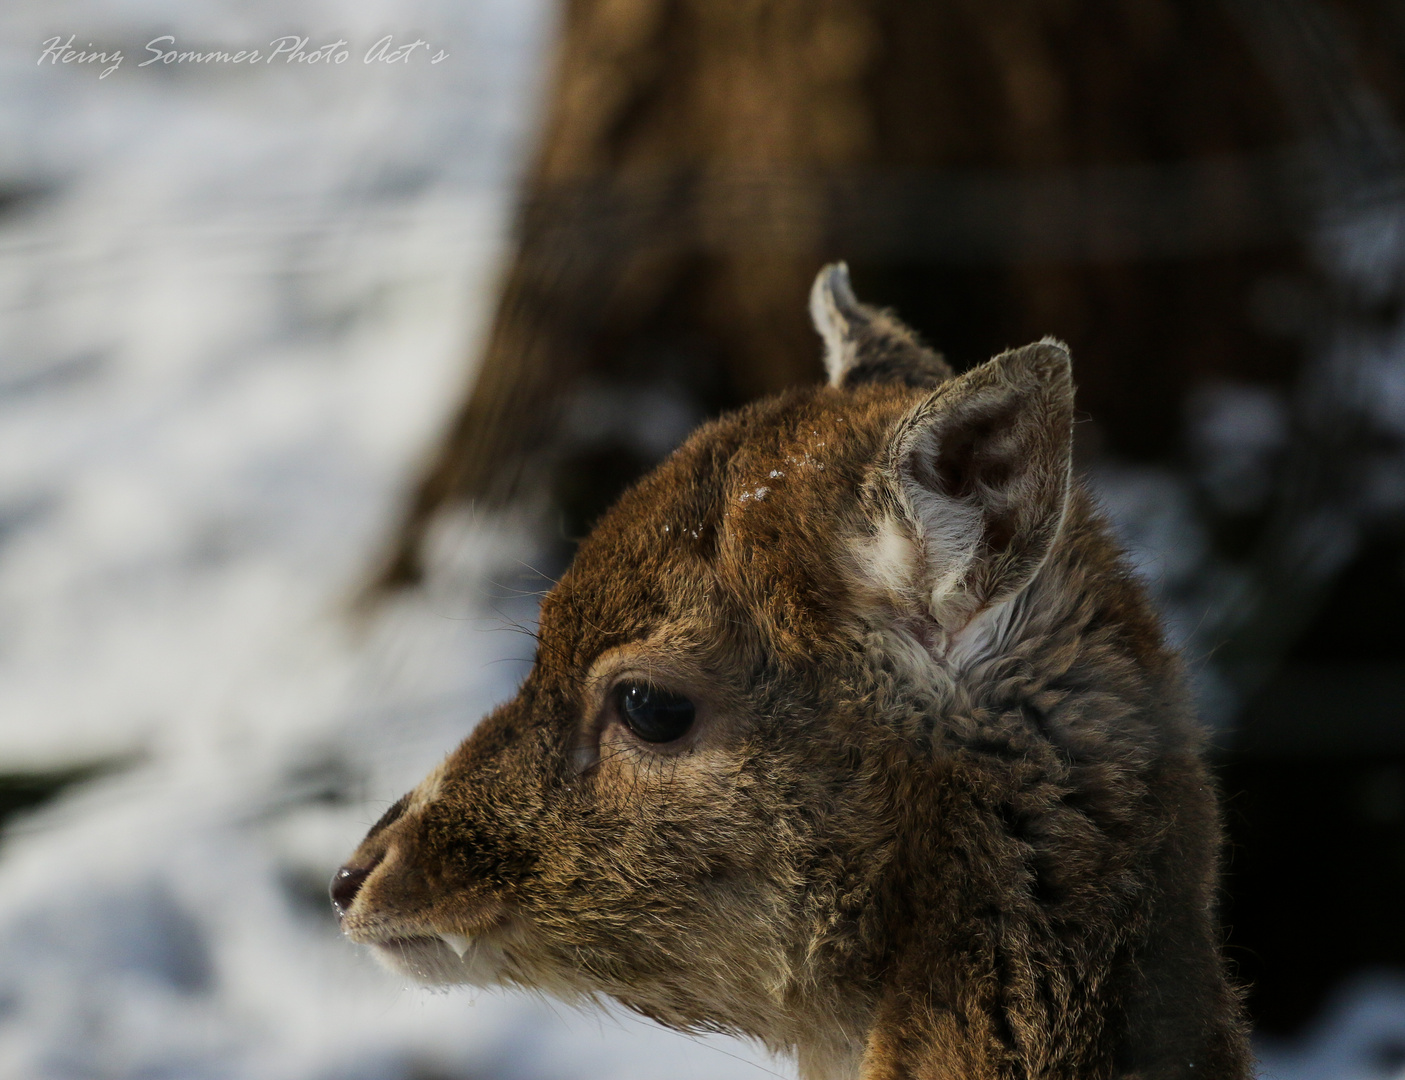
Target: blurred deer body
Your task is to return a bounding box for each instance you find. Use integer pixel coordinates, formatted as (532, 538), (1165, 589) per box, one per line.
(335, 266), (1251, 1079)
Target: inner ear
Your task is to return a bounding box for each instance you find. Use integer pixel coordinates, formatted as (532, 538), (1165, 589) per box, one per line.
(919, 399), (1021, 501)
(887, 339), (1075, 634)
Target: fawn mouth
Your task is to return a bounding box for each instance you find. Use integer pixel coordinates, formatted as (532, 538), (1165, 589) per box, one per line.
(370, 931), (478, 959)
(347, 902), (513, 969)
(354, 922), (513, 985)
(349, 914), (505, 949)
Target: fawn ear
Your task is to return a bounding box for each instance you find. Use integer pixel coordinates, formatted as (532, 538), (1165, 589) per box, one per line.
(876, 339), (1075, 643)
(810, 263), (953, 389)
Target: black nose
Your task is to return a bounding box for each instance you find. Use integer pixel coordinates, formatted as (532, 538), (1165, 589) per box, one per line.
(330, 861), (376, 919)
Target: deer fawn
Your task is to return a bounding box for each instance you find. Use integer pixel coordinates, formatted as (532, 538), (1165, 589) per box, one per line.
(333, 265), (1252, 1079)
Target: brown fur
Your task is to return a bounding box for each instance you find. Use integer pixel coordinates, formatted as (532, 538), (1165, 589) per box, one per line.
(337, 266), (1252, 1079)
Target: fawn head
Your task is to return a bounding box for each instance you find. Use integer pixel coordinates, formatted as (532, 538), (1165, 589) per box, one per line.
(333, 264), (1079, 1059)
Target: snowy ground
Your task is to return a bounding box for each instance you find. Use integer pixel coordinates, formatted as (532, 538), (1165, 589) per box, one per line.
(0, 1), (1400, 1078)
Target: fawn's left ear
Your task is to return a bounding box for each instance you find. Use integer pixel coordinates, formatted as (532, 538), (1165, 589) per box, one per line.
(810, 263), (953, 389)
(870, 338), (1075, 645)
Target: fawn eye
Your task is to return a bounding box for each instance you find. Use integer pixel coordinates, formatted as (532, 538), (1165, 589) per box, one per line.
(615, 682), (696, 743)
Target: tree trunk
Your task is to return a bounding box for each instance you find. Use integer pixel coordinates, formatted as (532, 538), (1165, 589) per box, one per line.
(376, 0), (1400, 587)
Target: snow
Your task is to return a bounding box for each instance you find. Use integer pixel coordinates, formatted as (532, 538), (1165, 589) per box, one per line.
(1257, 975), (1405, 1080)
(0, 2), (787, 1077)
(0, 1), (1399, 1077)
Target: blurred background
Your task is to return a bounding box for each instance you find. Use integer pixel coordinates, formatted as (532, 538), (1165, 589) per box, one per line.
(2, 0), (1404, 1078)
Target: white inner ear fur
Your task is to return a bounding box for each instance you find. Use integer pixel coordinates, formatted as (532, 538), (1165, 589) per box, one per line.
(848, 507), (1032, 672)
(848, 514), (1024, 676)
(856, 514), (919, 598)
(944, 591), (1024, 670)
(894, 420), (985, 620)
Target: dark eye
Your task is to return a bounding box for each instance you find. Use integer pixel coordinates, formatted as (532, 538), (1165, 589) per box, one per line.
(615, 682), (696, 743)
